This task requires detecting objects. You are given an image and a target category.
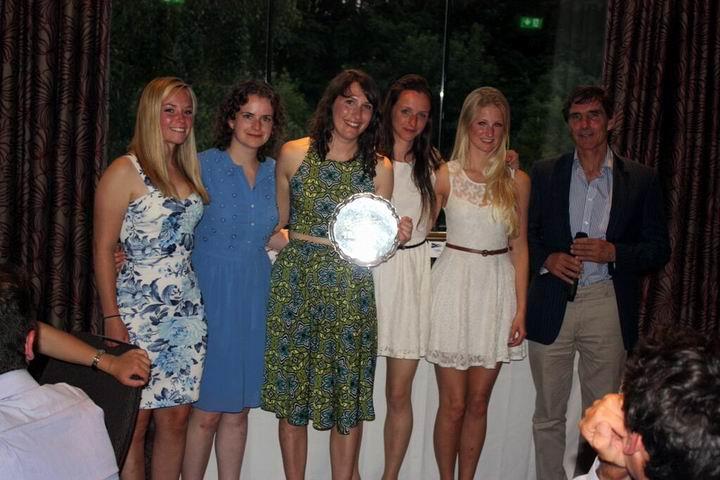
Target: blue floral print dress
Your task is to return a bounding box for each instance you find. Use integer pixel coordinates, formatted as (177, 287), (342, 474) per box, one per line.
(117, 154), (206, 409)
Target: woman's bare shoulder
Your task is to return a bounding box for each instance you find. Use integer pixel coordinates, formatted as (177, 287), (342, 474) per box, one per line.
(277, 137), (310, 178)
(97, 155), (147, 202)
(102, 154), (141, 180)
(513, 168), (531, 191)
(376, 153), (392, 173)
(280, 137), (311, 161)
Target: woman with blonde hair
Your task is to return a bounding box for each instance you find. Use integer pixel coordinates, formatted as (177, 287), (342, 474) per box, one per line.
(426, 86), (530, 480)
(94, 76), (209, 479)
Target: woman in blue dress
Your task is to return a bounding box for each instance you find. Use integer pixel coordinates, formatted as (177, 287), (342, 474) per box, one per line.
(94, 77), (209, 479)
(181, 80), (287, 480)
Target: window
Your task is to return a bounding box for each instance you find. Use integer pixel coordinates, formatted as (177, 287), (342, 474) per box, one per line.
(109, 0), (606, 165)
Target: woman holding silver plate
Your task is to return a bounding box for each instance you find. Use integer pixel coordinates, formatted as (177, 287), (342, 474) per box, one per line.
(260, 69), (412, 479)
(427, 87), (529, 480)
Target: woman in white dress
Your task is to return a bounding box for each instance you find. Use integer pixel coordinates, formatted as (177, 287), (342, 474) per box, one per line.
(426, 87), (530, 480)
(373, 74), (449, 480)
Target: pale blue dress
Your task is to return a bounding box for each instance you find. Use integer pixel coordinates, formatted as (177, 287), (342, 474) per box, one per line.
(117, 154), (206, 409)
(194, 148), (278, 412)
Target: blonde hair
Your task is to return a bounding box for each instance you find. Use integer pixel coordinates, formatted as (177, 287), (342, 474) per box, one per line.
(128, 77), (209, 203)
(450, 87), (518, 237)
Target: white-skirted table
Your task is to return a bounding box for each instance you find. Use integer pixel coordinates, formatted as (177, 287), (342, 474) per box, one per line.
(203, 353), (584, 479)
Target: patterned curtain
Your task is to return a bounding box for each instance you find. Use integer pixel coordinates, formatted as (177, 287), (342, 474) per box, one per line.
(603, 0), (719, 335)
(0, 1), (111, 331)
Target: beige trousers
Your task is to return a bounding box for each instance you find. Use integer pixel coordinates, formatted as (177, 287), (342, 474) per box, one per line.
(529, 280), (626, 480)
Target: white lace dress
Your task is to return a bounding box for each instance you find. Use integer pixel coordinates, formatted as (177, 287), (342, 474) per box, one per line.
(426, 160), (526, 370)
(373, 161), (432, 359)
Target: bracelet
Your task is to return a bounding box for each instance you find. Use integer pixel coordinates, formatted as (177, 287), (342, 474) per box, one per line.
(103, 314), (121, 321)
(91, 349), (106, 371)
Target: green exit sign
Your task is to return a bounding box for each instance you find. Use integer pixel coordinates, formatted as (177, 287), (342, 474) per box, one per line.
(519, 16), (544, 29)
(163, 0), (185, 4)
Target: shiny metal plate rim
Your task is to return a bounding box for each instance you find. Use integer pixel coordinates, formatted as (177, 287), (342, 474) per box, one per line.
(328, 192), (400, 267)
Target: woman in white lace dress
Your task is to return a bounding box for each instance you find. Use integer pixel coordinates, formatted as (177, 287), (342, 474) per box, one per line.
(426, 87), (530, 480)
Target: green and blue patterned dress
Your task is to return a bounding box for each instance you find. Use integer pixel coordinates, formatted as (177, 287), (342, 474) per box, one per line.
(261, 146), (377, 434)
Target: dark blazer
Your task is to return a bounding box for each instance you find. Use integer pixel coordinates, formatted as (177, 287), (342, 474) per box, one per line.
(526, 152), (670, 350)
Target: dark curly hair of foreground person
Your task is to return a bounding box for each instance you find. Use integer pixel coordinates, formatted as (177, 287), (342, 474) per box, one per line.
(622, 325), (720, 480)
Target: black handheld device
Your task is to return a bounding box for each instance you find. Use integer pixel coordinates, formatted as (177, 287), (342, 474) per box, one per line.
(567, 231), (588, 301)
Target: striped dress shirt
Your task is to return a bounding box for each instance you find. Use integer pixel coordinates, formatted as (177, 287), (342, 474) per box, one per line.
(569, 148), (614, 286)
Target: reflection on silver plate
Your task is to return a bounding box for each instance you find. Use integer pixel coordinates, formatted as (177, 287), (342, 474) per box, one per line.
(328, 193), (399, 267)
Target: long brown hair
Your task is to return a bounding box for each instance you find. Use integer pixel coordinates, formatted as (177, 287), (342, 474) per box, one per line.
(308, 69), (382, 179)
(378, 74), (442, 222)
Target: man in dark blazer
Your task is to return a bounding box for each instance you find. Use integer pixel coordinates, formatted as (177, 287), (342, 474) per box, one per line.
(526, 85), (670, 480)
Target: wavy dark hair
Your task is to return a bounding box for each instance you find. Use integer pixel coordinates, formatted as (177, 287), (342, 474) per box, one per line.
(0, 264), (35, 374)
(379, 74), (442, 222)
(308, 69), (381, 179)
(623, 325), (720, 480)
(212, 80), (285, 161)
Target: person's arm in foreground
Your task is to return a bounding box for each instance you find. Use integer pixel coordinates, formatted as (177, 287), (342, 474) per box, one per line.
(36, 322), (150, 387)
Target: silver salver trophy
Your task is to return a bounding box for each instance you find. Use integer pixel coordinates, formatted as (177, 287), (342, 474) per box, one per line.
(328, 192), (399, 267)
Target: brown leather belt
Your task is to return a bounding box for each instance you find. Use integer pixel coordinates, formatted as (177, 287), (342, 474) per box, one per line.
(398, 239), (427, 250)
(445, 243), (510, 256)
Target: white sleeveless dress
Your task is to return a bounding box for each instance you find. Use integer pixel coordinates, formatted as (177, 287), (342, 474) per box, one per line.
(374, 161), (432, 359)
(426, 160), (526, 370)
